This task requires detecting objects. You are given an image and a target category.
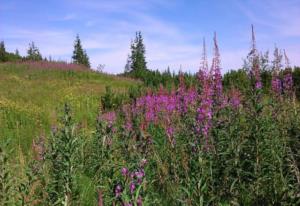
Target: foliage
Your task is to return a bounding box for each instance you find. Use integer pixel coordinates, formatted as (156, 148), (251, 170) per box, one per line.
(0, 41), (22, 62)
(0, 41), (7, 62)
(0, 62), (140, 156)
(1, 27), (300, 205)
(125, 31), (147, 77)
(223, 69), (250, 92)
(46, 104), (81, 205)
(27, 42), (43, 61)
(0, 141), (15, 205)
(100, 86), (126, 111)
(72, 35), (90, 68)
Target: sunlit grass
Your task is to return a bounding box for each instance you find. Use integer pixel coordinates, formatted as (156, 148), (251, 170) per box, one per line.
(0, 62), (140, 155)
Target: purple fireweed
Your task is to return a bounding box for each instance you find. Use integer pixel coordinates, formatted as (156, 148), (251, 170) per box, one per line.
(121, 167), (129, 176)
(255, 81), (262, 90)
(166, 126), (175, 138)
(197, 41), (214, 149)
(195, 36), (217, 150)
(19, 60), (90, 71)
(271, 47), (283, 96)
(144, 93), (157, 125)
(114, 184), (122, 197)
(137, 196), (143, 206)
(122, 104), (133, 132)
(135, 169), (145, 179)
(248, 25), (262, 90)
(183, 87), (198, 112)
(211, 32), (223, 104)
(101, 111), (116, 127)
(177, 73), (188, 114)
(228, 88), (241, 109)
(129, 182), (136, 194)
(283, 72), (293, 95)
(166, 94), (177, 114)
(271, 76), (282, 96)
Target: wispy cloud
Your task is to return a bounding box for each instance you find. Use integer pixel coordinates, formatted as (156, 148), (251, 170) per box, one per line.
(3, 27), (74, 59)
(236, 0), (300, 37)
(2, 0), (300, 72)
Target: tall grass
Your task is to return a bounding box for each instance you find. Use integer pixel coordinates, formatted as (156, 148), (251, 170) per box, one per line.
(0, 62), (140, 156)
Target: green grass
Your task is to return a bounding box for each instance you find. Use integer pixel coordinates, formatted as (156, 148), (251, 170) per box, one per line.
(0, 62), (140, 156)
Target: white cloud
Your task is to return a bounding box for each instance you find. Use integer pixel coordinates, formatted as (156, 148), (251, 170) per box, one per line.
(3, 0), (300, 73)
(3, 27), (74, 59)
(236, 0), (300, 37)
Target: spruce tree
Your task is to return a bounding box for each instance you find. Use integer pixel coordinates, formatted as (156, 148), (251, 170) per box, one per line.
(124, 31), (147, 77)
(72, 35), (90, 68)
(0, 41), (7, 62)
(132, 31), (147, 73)
(27, 42), (42, 61)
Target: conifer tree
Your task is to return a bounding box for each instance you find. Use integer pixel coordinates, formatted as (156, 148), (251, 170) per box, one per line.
(124, 31), (147, 77)
(132, 31), (147, 72)
(0, 41), (7, 62)
(27, 42), (42, 61)
(72, 35), (90, 68)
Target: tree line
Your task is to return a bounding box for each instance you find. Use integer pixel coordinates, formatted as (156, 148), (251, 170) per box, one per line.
(1, 30), (300, 100)
(0, 35), (90, 68)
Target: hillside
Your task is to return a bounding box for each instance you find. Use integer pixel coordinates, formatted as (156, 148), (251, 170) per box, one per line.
(0, 62), (140, 154)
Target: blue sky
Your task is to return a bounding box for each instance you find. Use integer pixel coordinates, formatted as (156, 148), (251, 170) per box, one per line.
(1, 0), (300, 73)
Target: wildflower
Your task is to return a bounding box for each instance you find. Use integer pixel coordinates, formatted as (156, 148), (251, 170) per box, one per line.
(129, 182), (136, 194)
(271, 47), (283, 96)
(144, 94), (156, 124)
(166, 126), (174, 138)
(101, 111), (116, 127)
(135, 169), (145, 179)
(283, 72), (293, 95)
(122, 105), (133, 131)
(255, 81), (262, 90)
(211, 32), (223, 104)
(248, 25), (262, 91)
(137, 196), (143, 206)
(121, 167), (129, 176)
(114, 184), (122, 197)
(197, 38), (214, 149)
(229, 88), (241, 109)
(271, 77), (282, 95)
(130, 172), (135, 179)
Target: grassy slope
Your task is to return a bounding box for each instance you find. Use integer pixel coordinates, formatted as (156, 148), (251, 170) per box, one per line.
(0, 62), (139, 156)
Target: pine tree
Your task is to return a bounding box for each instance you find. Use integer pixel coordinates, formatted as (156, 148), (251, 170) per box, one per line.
(82, 50), (90, 68)
(132, 31), (147, 72)
(72, 35), (90, 68)
(125, 31), (147, 77)
(27, 42), (42, 61)
(0, 41), (7, 62)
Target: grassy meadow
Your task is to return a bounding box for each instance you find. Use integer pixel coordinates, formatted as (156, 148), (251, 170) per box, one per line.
(0, 62), (139, 156)
(1, 29), (300, 205)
